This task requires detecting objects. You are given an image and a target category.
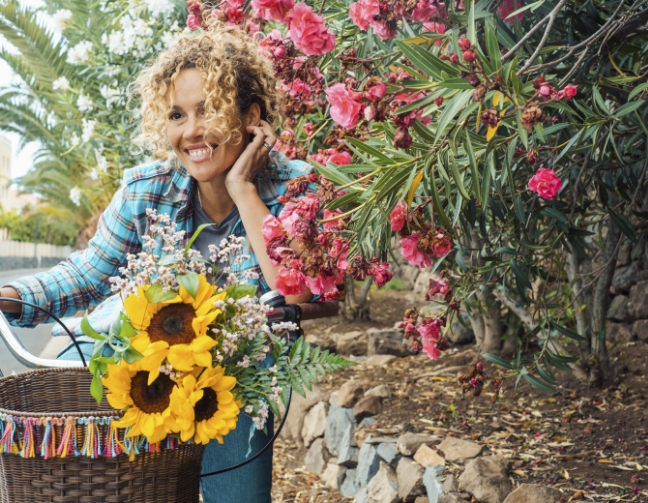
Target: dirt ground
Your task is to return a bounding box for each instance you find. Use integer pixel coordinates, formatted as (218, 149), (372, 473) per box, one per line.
(271, 288), (648, 503)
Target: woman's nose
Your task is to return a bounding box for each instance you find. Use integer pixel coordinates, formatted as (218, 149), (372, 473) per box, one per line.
(183, 114), (205, 140)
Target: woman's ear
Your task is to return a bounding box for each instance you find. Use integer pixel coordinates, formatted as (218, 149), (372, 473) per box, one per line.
(245, 103), (262, 127)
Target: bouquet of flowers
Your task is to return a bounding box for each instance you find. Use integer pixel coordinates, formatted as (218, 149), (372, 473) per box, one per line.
(82, 209), (352, 447)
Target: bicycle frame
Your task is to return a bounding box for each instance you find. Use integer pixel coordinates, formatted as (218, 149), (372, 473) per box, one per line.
(0, 311), (81, 377)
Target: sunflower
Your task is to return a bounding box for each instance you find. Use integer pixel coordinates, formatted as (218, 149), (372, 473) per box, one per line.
(103, 361), (178, 443)
(169, 366), (240, 444)
(124, 275), (227, 383)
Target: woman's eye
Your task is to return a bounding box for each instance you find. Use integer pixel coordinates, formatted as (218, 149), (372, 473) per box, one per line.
(169, 112), (183, 121)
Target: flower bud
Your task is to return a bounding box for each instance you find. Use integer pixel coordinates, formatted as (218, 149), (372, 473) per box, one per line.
(450, 53), (459, 64)
(480, 108), (499, 127)
(458, 36), (471, 51)
(394, 127), (412, 149)
(462, 50), (477, 63)
(435, 96), (444, 106)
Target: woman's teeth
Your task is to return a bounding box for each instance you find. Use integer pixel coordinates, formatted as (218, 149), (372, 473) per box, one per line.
(188, 148), (209, 157)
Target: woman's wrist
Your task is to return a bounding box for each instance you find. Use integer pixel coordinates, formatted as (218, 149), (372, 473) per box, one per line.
(226, 181), (258, 203)
(0, 287), (22, 314)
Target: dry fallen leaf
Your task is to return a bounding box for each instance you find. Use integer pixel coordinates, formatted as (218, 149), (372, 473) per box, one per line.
(569, 490), (585, 501)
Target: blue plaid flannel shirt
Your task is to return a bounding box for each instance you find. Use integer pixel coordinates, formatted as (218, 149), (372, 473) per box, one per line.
(4, 153), (314, 337)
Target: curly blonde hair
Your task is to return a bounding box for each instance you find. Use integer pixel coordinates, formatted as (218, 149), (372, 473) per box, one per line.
(134, 21), (282, 159)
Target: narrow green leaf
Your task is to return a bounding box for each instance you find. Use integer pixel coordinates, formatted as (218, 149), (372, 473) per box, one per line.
(628, 82), (648, 101)
(607, 208), (638, 243)
(91, 373), (104, 404)
(467, 0), (476, 44)
(464, 132), (481, 203)
(540, 207), (569, 224)
(448, 153), (471, 200)
(523, 372), (555, 393)
(185, 223), (213, 256)
(613, 100), (645, 119)
(510, 259), (532, 289)
(81, 314), (105, 341)
(550, 321), (585, 341)
(482, 352), (513, 369)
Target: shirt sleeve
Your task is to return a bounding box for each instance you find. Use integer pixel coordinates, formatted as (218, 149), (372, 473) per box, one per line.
(3, 181), (141, 327)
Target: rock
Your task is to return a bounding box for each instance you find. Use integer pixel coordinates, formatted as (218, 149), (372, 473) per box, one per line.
(627, 280), (648, 319)
(355, 488), (368, 503)
(414, 444), (446, 467)
(334, 331), (368, 356)
(305, 332), (336, 352)
(338, 427), (360, 467)
(397, 433), (437, 456)
(632, 319), (648, 343)
(360, 417), (378, 428)
(325, 406), (356, 456)
(365, 385), (392, 399)
(617, 242), (632, 267)
(321, 458), (346, 490)
(400, 421), (417, 433)
(356, 442), (381, 490)
(330, 380), (368, 408)
(502, 484), (563, 503)
(302, 401), (329, 447)
(365, 354), (398, 366)
(377, 442), (399, 464)
(437, 437), (483, 463)
(448, 313), (475, 344)
(459, 456), (512, 503)
(397, 457), (426, 502)
(354, 395), (383, 422)
(304, 438), (330, 475)
(367, 462), (400, 503)
(414, 270), (437, 297)
(422, 465), (445, 503)
(606, 322), (632, 343)
(415, 498), (430, 503)
(443, 475), (458, 493)
(367, 327), (413, 357)
(438, 495), (469, 503)
(612, 262), (639, 294)
(282, 386), (330, 447)
(607, 295), (629, 321)
(340, 468), (358, 498)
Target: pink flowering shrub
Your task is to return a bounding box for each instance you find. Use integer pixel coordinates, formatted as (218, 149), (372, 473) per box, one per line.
(287, 3), (336, 56)
(528, 168), (562, 200)
(252, 0), (294, 21)
(325, 84), (363, 130)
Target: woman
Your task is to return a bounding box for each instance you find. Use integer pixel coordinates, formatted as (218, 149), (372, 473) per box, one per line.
(0, 21), (314, 502)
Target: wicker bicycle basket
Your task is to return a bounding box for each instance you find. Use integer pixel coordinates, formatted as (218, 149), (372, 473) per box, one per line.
(0, 368), (205, 503)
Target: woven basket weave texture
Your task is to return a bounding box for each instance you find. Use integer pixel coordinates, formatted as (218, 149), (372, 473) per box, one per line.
(0, 368), (204, 503)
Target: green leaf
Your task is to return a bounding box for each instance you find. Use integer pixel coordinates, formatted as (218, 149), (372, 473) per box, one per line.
(550, 322), (585, 341)
(177, 272), (200, 299)
(628, 82), (648, 102)
(439, 78), (475, 90)
(81, 314), (105, 341)
(522, 371), (555, 393)
(90, 373), (104, 404)
(435, 91), (472, 143)
(312, 159), (354, 185)
(613, 100), (645, 119)
(346, 137), (395, 164)
(510, 259), (532, 289)
(482, 352), (513, 369)
(467, 0), (476, 44)
(536, 362), (557, 385)
(145, 283), (178, 304)
(540, 207), (569, 225)
(447, 153), (471, 200)
(123, 346), (143, 363)
(607, 208), (638, 243)
(185, 223), (214, 256)
(120, 320), (137, 339)
(484, 20), (501, 71)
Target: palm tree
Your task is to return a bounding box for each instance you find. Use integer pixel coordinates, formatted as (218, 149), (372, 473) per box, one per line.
(0, 0), (185, 235)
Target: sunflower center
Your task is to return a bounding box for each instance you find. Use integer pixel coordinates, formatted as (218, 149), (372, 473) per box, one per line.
(195, 388), (218, 422)
(130, 371), (175, 414)
(148, 303), (196, 345)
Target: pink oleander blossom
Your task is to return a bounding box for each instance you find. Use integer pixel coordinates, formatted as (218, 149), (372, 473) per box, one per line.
(329, 238), (348, 257)
(262, 214), (285, 246)
(288, 3), (337, 56)
(323, 210), (344, 231)
(401, 234), (433, 268)
(417, 317), (442, 341)
(422, 338), (442, 359)
(327, 149), (353, 166)
(305, 273), (337, 295)
(430, 235), (453, 257)
(365, 82), (386, 102)
(295, 193), (320, 221)
(325, 83), (363, 129)
(562, 85), (578, 99)
(368, 262), (393, 288)
(528, 168), (562, 200)
(275, 260), (307, 296)
(372, 20), (397, 40)
(427, 279), (449, 298)
(349, 0), (380, 30)
(187, 14), (201, 30)
(410, 0), (440, 21)
(278, 201), (300, 235)
(497, 0), (524, 21)
(390, 201), (410, 232)
(252, 0), (294, 22)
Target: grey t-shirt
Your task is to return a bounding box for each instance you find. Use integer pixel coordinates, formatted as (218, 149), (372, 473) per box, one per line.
(191, 199), (240, 287)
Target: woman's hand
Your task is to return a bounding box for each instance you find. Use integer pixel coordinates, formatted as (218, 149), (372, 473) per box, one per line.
(0, 287), (22, 314)
(225, 120), (277, 200)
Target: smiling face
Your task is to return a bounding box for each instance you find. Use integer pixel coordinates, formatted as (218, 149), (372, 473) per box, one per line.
(166, 68), (257, 183)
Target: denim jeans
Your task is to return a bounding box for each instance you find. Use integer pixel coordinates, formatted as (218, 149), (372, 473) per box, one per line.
(58, 340), (273, 503)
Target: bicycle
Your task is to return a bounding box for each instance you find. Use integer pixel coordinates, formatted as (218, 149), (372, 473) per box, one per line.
(0, 293), (336, 502)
